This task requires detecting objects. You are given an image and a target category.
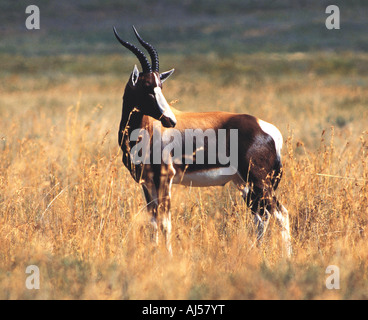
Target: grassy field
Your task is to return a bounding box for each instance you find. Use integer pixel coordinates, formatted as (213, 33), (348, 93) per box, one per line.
(1, 1), (368, 300)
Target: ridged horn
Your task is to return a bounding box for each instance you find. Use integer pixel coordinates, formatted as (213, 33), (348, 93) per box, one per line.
(132, 25), (159, 72)
(113, 26), (152, 73)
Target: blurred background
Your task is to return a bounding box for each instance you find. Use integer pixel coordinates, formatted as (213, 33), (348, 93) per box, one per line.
(1, 0), (368, 54)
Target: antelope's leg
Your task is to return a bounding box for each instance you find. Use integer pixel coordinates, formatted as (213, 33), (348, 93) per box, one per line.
(234, 176), (268, 244)
(273, 203), (292, 257)
(253, 210), (270, 243)
(142, 183), (159, 245)
(156, 165), (175, 255)
(234, 174), (272, 246)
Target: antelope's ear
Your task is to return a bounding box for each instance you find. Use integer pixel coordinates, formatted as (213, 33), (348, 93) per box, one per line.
(160, 69), (174, 83)
(131, 65), (140, 86)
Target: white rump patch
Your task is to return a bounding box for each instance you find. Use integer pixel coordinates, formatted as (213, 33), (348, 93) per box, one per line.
(257, 119), (283, 159)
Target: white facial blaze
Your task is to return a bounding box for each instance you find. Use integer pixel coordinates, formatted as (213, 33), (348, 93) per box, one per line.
(153, 74), (177, 123)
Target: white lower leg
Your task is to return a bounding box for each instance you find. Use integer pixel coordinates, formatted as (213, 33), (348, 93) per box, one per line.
(274, 205), (292, 257)
(254, 210), (270, 242)
(161, 213), (173, 255)
(150, 217), (159, 246)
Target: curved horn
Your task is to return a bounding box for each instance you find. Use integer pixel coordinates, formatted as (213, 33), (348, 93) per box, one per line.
(132, 25), (159, 72)
(113, 27), (152, 73)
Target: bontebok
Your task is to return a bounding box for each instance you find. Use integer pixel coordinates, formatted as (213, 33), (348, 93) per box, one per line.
(113, 26), (292, 256)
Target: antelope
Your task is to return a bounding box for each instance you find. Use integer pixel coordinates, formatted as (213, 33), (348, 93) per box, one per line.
(113, 26), (292, 257)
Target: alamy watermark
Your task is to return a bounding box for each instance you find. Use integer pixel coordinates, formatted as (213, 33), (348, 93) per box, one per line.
(25, 5), (40, 30)
(24, 4), (340, 32)
(25, 265), (40, 290)
(23, 263), (340, 292)
(128, 126), (238, 175)
(325, 5), (340, 30)
(325, 265), (340, 290)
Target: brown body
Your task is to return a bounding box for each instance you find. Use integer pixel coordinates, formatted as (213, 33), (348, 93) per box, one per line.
(114, 26), (291, 256)
(120, 106), (280, 190)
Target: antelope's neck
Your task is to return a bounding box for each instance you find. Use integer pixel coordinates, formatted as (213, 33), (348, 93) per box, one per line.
(118, 93), (144, 150)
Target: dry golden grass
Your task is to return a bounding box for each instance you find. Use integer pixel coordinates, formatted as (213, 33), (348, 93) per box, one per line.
(1, 52), (368, 299)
